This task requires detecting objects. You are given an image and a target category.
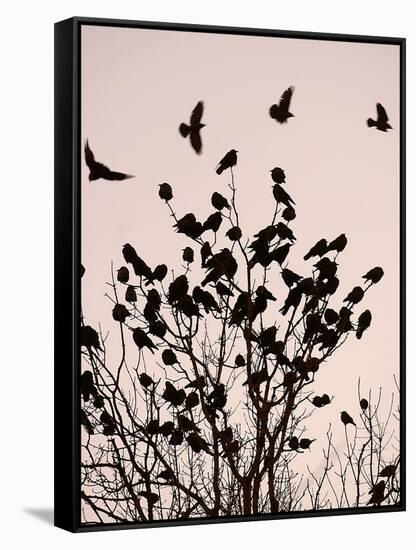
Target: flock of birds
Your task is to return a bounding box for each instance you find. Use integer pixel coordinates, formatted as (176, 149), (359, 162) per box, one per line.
(84, 86), (392, 181)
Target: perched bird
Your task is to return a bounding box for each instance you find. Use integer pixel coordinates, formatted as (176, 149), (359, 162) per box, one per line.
(185, 392), (199, 409)
(162, 381), (186, 407)
(304, 238), (327, 261)
(158, 182), (173, 201)
(143, 304), (157, 326)
(132, 327), (157, 354)
(178, 415), (199, 432)
(327, 233), (347, 253)
(280, 287), (302, 316)
(211, 192), (230, 210)
(282, 205), (296, 221)
(362, 267), (384, 285)
(179, 101), (205, 154)
(139, 372), (154, 388)
(84, 140), (133, 181)
(360, 398), (369, 411)
(168, 275), (189, 304)
(182, 247), (194, 264)
(216, 281), (234, 298)
(367, 480), (386, 506)
(341, 411), (356, 427)
(243, 367), (269, 387)
(117, 266), (129, 284)
(200, 242), (212, 268)
(216, 149), (238, 175)
(344, 286), (364, 306)
(147, 288), (162, 310)
(157, 468), (174, 481)
(272, 184), (295, 207)
(81, 409), (94, 435)
(356, 309), (372, 339)
(138, 491), (159, 505)
(145, 264), (168, 287)
(234, 354), (246, 367)
(288, 436), (299, 451)
(281, 268), (302, 288)
(80, 325), (101, 351)
(270, 167), (286, 184)
(203, 211), (222, 233)
(314, 258), (337, 281)
(159, 421), (175, 436)
(178, 294), (202, 319)
(148, 320), (167, 339)
(185, 375), (206, 389)
(379, 464), (397, 478)
(162, 349), (178, 365)
(193, 286), (219, 313)
(256, 285), (276, 301)
(299, 438), (315, 450)
(112, 303), (130, 323)
(267, 243), (292, 266)
(303, 313), (322, 342)
(186, 432), (211, 454)
(208, 383), (227, 411)
(80, 371), (95, 402)
(337, 306), (353, 333)
(316, 328), (339, 351)
(146, 419), (160, 435)
(174, 213), (203, 239)
(169, 429), (184, 446)
(125, 285), (137, 303)
(275, 222), (296, 242)
(201, 248), (237, 286)
(269, 86), (295, 124)
(367, 103), (392, 132)
(312, 394), (330, 408)
(226, 226), (242, 241)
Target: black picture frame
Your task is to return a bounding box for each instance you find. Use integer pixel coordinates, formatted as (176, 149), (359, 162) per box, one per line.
(54, 16), (406, 533)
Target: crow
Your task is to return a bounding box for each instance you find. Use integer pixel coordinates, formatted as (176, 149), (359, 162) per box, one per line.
(379, 464), (397, 478)
(267, 243), (292, 266)
(138, 491), (159, 505)
(193, 286), (220, 313)
(179, 100), (205, 154)
(243, 367), (269, 387)
(360, 398), (369, 411)
(281, 268), (302, 288)
(147, 288), (162, 310)
(148, 320), (167, 339)
(234, 354), (246, 367)
(145, 264), (168, 287)
(162, 348), (178, 365)
(112, 303), (130, 323)
(80, 325), (102, 351)
(299, 438), (315, 450)
(117, 266), (129, 283)
(282, 205), (296, 221)
(275, 222), (296, 242)
(288, 436), (299, 451)
(201, 249), (237, 286)
(327, 233), (347, 253)
(132, 327), (157, 353)
(80, 371), (95, 402)
(226, 226), (242, 241)
(215, 281), (234, 298)
(185, 392), (199, 409)
(270, 167), (286, 184)
(139, 372), (154, 388)
(367, 103), (392, 132)
(158, 468), (174, 481)
(200, 242), (212, 268)
(143, 302), (158, 323)
(324, 308), (339, 325)
(314, 257), (337, 281)
(304, 238), (328, 260)
(256, 285), (276, 301)
(367, 481), (386, 506)
(269, 86), (295, 124)
(168, 275), (189, 304)
(185, 376), (206, 389)
(272, 184), (295, 207)
(356, 309), (372, 339)
(216, 149), (238, 175)
(186, 432), (211, 454)
(122, 244), (152, 279)
(84, 140), (133, 181)
(341, 411), (356, 426)
(169, 429), (184, 446)
(280, 287), (302, 316)
(362, 266), (384, 284)
(158, 182), (173, 201)
(162, 382), (186, 407)
(211, 192), (230, 210)
(203, 211), (222, 233)
(178, 415), (200, 433)
(182, 247), (194, 264)
(125, 285), (137, 303)
(178, 294), (202, 319)
(174, 213), (203, 239)
(344, 286), (364, 306)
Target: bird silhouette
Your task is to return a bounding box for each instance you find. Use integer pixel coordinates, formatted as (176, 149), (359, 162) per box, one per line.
(201, 249), (237, 287)
(270, 167), (286, 184)
(158, 182), (173, 201)
(162, 348), (178, 365)
(174, 213), (203, 239)
(178, 415), (200, 432)
(80, 325), (102, 351)
(324, 308), (339, 325)
(379, 464), (397, 478)
(139, 372), (154, 388)
(367, 103), (392, 132)
(280, 287), (302, 316)
(80, 370), (95, 402)
(234, 354), (246, 367)
(168, 275), (189, 304)
(267, 243), (292, 267)
(243, 367), (269, 387)
(226, 226), (242, 241)
(162, 381), (186, 407)
(185, 376), (206, 389)
(215, 281), (234, 298)
(203, 211), (222, 233)
(169, 429), (184, 446)
(138, 491), (159, 505)
(200, 242), (212, 268)
(132, 327), (157, 354)
(216, 149), (238, 175)
(147, 288), (162, 310)
(327, 233), (347, 253)
(185, 392), (199, 409)
(159, 421), (175, 436)
(178, 294), (202, 319)
(356, 309), (372, 339)
(125, 285), (137, 303)
(193, 286), (219, 313)
(179, 101), (205, 154)
(272, 184), (295, 208)
(157, 468), (174, 481)
(182, 247), (194, 264)
(84, 140), (133, 181)
(299, 438), (315, 450)
(362, 267), (384, 284)
(341, 411), (356, 426)
(116, 266), (129, 284)
(112, 303), (130, 323)
(282, 205), (296, 221)
(360, 398), (369, 411)
(288, 436), (299, 451)
(344, 286), (364, 306)
(304, 238), (328, 260)
(186, 432), (211, 454)
(367, 480), (386, 506)
(281, 268), (302, 288)
(211, 192), (230, 210)
(148, 320), (167, 339)
(269, 86), (295, 124)
(145, 264), (168, 286)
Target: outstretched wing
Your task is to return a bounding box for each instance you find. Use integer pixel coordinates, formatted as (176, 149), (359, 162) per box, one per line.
(376, 103), (389, 124)
(105, 169), (134, 181)
(278, 86), (294, 111)
(84, 140), (96, 169)
(190, 129), (202, 154)
(190, 101), (204, 125)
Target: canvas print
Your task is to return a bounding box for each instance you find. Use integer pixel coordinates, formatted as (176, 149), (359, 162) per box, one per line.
(79, 24), (402, 527)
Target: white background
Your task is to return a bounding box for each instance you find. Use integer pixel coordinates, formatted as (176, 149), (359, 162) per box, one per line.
(0, 1), (413, 548)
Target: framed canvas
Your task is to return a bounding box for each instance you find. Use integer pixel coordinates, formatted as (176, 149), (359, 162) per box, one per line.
(54, 17), (405, 533)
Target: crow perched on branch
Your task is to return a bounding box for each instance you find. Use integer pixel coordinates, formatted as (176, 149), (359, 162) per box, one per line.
(216, 149), (238, 175)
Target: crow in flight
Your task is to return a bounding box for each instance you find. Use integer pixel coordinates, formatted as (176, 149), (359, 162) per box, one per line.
(367, 103), (392, 132)
(216, 149), (238, 175)
(269, 86), (295, 124)
(84, 140), (133, 181)
(179, 101), (205, 154)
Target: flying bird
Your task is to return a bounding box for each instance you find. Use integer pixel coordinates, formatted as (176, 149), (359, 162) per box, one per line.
(216, 149), (238, 175)
(84, 140), (133, 181)
(179, 101), (206, 154)
(367, 103), (392, 132)
(269, 86), (295, 124)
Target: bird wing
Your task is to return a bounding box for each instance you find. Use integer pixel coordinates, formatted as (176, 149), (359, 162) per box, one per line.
(84, 140), (96, 168)
(190, 101), (204, 125)
(376, 103), (389, 124)
(104, 168), (134, 180)
(190, 130), (202, 154)
(278, 86), (294, 111)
